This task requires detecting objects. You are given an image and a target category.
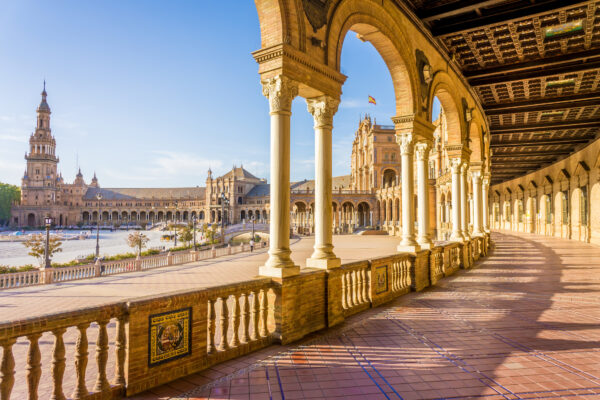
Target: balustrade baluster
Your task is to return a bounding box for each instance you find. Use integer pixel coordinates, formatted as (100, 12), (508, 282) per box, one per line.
(259, 289), (268, 337)
(346, 272), (354, 308)
(0, 338), (16, 400)
(230, 294), (241, 347)
(341, 271), (347, 309)
(356, 270), (364, 304)
(362, 269), (368, 304)
(26, 334), (42, 400)
(241, 293), (250, 343)
(51, 328), (66, 400)
(71, 324), (89, 399)
(113, 316), (126, 386)
(207, 299), (216, 353)
(217, 297), (229, 351)
(93, 320), (111, 393)
(352, 271), (358, 306)
(251, 291), (260, 341)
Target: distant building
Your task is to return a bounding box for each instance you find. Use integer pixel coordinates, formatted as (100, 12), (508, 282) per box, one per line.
(11, 88), (449, 236)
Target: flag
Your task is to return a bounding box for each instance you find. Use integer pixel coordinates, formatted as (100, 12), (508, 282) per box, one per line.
(368, 96), (376, 105)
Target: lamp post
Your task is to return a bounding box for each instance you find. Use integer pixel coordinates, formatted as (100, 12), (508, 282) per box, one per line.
(95, 193), (102, 259)
(174, 201), (179, 248)
(220, 192), (227, 244)
(251, 214), (255, 241)
(192, 215), (197, 251)
(44, 216), (52, 269)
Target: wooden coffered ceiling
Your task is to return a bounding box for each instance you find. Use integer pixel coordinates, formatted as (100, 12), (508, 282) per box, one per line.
(403, 0), (600, 184)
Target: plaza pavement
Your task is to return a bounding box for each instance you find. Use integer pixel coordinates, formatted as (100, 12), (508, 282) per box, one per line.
(131, 231), (600, 400)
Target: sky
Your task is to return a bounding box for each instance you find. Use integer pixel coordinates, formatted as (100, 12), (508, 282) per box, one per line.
(0, 1), (440, 187)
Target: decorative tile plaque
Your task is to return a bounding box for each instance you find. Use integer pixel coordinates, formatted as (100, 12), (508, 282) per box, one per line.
(375, 265), (388, 295)
(148, 307), (191, 367)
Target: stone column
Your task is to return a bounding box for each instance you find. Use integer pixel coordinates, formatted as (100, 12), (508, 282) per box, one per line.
(482, 176), (490, 232)
(415, 142), (433, 249)
(258, 76), (300, 278)
(472, 171), (483, 235)
(397, 133), (420, 252)
(306, 96), (341, 269)
(460, 162), (470, 240)
(450, 158), (463, 241)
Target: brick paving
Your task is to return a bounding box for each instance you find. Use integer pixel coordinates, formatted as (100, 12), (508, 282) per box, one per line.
(133, 231), (600, 400)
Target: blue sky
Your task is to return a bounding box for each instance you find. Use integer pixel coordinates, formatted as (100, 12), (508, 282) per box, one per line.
(0, 1), (440, 187)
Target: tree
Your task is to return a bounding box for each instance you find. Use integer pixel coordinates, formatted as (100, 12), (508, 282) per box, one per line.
(202, 223), (217, 245)
(178, 225), (194, 247)
(22, 234), (63, 266)
(0, 183), (20, 225)
(127, 232), (150, 255)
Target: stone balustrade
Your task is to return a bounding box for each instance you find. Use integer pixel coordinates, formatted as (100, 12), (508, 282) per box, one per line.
(0, 236), (488, 399)
(0, 242), (266, 290)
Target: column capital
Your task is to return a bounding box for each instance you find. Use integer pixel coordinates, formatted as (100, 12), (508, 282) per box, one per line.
(460, 161), (469, 174)
(471, 170), (482, 180)
(415, 141), (432, 161)
(482, 176), (490, 186)
(306, 95), (340, 128)
(261, 75), (298, 114)
(396, 132), (415, 155)
(450, 157), (462, 173)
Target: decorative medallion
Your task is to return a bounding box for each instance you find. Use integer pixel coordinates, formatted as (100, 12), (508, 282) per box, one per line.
(302, 0), (332, 33)
(375, 265), (388, 295)
(415, 49), (432, 110)
(149, 307), (192, 367)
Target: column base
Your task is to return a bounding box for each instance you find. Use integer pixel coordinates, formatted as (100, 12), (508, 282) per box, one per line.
(306, 257), (341, 269)
(397, 244), (421, 253)
(259, 264), (300, 278)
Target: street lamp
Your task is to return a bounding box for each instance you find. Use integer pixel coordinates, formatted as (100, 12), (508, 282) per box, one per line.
(220, 192), (229, 244)
(44, 216), (52, 269)
(251, 214), (255, 241)
(192, 215), (197, 251)
(174, 201), (179, 247)
(95, 193), (102, 259)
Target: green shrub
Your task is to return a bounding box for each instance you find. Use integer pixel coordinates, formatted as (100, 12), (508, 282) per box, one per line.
(0, 265), (37, 274)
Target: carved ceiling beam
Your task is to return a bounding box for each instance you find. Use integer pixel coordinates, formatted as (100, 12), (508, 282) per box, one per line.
(466, 52), (600, 86)
(492, 150), (570, 157)
(432, 0), (588, 36)
(490, 118), (600, 135)
(484, 93), (600, 114)
(490, 138), (593, 148)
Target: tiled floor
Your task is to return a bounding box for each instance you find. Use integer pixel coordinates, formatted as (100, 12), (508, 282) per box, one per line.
(134, 231), (600, 400)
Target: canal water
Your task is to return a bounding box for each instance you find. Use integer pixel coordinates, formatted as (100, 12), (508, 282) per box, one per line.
(0, 230), (182, 267)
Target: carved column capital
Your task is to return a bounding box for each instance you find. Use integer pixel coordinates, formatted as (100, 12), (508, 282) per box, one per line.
(307, 95), (340, 128)
(397, 133), (414, 155)
(450, 158), (462, 173)
(261, 75), (298, 114)
(482, 176), (490, 186)
(415, 141), (432, 161)
(460, 161), (469, 175)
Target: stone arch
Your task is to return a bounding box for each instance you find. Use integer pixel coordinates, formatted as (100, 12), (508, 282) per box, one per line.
(112, 211), (118, 221)
(199, 211), (205, 220)
(254, 0), (291, 49)
(429, 72), (465, 146)
(327, 1), (417, 116)
(468, 121), (484, 164)
(382, 168), (397, 188)
(27, 213), (36, 227)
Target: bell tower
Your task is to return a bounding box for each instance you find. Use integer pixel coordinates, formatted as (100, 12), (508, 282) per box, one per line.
(22, 83), (60, 206)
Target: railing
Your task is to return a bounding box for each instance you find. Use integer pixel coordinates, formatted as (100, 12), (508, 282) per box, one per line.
(53, 263), (96, 283)
(340, 261), (370, 316)
(1, 243), (266, 291)
(0, 235), (490, 399)
(0, 303), (127, 400)
(0, 270), (42, 288)
(205, 279), (274, 363)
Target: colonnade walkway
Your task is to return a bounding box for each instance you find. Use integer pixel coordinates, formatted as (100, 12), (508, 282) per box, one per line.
(134, 232), (600, 400)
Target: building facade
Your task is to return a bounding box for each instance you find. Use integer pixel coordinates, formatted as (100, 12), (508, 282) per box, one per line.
(12, 89), (456, 236)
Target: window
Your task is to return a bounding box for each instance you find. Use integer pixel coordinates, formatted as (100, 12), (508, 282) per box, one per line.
(518, 201), (524, 223)
(580, 185), (588, 226)
(561, 191), (569, 224)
